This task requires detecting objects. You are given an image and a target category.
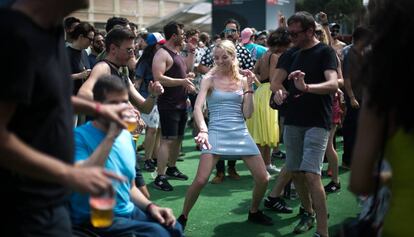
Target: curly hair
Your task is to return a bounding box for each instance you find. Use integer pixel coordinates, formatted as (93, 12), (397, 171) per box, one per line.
(362, 0), (414, 131)
(266, 27), (291, 48)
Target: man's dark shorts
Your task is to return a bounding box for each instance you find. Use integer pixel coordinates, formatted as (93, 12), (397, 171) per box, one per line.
(159, 109), (187, 139)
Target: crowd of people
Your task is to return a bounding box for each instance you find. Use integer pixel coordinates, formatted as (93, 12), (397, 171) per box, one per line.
(0, 0), (411, 236)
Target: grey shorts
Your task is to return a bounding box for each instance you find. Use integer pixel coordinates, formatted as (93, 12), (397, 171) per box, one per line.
(284, 125), (329, 175)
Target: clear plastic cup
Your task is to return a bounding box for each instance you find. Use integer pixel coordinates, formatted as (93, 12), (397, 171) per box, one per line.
(89, 189), (116, 228)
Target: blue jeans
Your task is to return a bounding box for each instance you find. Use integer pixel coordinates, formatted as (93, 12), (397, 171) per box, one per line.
(86, 206), (183, 237)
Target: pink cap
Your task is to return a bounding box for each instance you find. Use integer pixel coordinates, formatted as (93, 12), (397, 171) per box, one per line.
(241, 28), (253, 44)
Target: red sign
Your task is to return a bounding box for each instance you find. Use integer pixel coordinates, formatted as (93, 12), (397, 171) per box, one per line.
(267, 0), (278, 4)
(214, 0), (231, 6)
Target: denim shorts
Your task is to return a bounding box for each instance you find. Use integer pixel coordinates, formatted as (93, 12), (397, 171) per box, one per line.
(284, 125), (329, 175)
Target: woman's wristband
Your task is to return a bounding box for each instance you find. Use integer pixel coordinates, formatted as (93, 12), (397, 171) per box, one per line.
(199, 130), (208, 134)
(243, 90), (254, 95)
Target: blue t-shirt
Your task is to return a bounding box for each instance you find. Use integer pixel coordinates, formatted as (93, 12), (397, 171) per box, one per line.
(70, 122), (136, 224)
(135, 60), (153, 98)
(244, 43), (268, 61)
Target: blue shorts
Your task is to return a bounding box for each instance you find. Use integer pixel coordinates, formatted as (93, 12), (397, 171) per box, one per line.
(284, 125), (329, 175)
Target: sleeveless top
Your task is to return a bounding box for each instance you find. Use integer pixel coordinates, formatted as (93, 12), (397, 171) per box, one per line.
(157, 46), (188, 110)
(382, 129), (414, 236)
(101, 59), (130, 87)
(201, 84), (260, 158)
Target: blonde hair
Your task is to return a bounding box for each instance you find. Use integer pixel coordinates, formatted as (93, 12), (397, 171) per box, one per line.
(208, 40), (242, 81)
(315, 23), (329, 45)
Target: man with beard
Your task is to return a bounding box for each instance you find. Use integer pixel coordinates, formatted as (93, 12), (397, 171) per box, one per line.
(152, 21), (196, 191)
(88, 31), (105, 67)
(78, 28), (163, 114)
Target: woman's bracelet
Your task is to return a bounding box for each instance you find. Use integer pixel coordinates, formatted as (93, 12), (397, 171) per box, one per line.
(243, 90), (254, 95)
(199, 130), (208, 134)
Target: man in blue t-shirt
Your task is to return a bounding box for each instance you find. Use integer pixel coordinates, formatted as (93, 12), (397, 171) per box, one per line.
(271, 12), (338, 237)
(70, 75), (183, 237)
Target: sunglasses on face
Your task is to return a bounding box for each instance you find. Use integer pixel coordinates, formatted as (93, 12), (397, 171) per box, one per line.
(223, 28), (237, 34)
(315, 30), (323, 36)
(116, 45), (134, 54)
(287, 28), (307, 38)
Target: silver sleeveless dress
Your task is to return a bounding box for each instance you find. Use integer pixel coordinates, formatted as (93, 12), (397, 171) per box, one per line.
(201, 88), (260, 159)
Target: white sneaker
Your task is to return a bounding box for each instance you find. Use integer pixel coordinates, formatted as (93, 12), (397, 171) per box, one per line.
(266, 164), (281, 174)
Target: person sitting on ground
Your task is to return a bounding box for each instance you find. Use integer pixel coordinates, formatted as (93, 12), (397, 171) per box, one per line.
(70, 75), (183, 237)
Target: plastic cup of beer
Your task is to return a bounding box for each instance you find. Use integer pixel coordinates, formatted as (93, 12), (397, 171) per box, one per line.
(89, 189), (116, 228)
(122, 109), (138, 132)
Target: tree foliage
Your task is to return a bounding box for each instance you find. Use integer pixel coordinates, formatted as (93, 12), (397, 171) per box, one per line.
(296, 0), (363, 20)
(296, 0), (365, 33)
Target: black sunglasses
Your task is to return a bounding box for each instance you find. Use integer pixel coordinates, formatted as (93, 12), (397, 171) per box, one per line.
(287, 29), (307, 38)
(222, 28), (237, 34)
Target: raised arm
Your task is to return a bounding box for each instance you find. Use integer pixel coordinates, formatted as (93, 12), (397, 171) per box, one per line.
(75, 122), (122, 167)
(77, 62), (111, 100)
(289, 69), (338, 95)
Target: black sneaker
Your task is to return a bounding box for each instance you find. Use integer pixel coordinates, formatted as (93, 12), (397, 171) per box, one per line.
(153, 175), (173, 191)
(248, 210), (274, 226)
(166, 166), (188, 180)
(151, 159), (157, 166)
(293, 211), (316, 234)
(324, 181), (341, 193)
(298, 205), (305, 216)
(143, 159), (155, 172)
(177, 214), (187, 230)
(264, 196), (293, 213)
(271, 150), (286, 160)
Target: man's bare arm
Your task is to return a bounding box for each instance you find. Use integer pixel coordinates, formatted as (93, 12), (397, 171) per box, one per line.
(0, 102), (122, 195)
(152, 49), (186, 87)
(77, 62), (111, 100)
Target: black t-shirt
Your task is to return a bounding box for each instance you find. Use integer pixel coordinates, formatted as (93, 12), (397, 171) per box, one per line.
(277, 43), (337, 129)
(0, 9), (74, 209)
(66, 46), (90, 95)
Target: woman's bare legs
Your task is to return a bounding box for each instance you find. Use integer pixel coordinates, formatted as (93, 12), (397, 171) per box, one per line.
(242, 155), (269, 212)
(326, 125), (339, 184)
(181, 154), (219, 217)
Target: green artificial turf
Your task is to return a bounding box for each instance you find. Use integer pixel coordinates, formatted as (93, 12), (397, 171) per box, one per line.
(137, 129), (360, 237)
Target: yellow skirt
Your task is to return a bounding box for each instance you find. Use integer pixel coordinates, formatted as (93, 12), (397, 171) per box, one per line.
(246, 83), (279, 147)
